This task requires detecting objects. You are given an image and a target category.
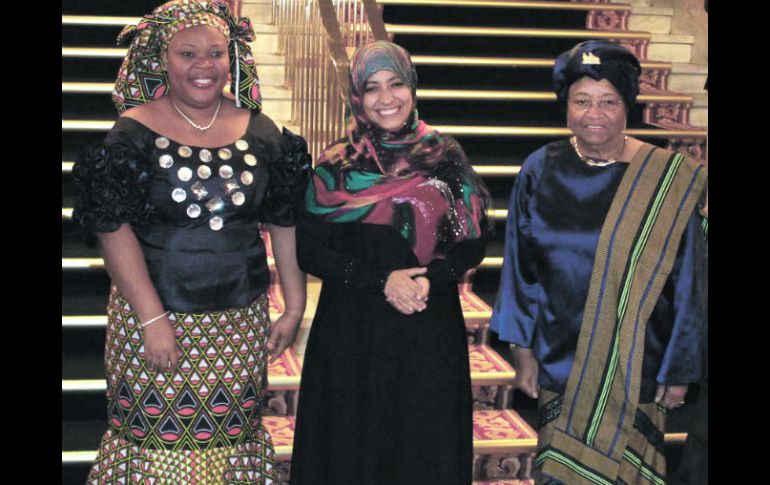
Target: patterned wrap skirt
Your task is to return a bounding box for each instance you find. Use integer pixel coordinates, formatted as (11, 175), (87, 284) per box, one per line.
(86, 287), (277, 484)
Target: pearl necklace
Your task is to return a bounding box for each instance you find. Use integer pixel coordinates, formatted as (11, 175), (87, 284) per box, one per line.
(171, 98), (222, 131)
(570, 135), (627, 167)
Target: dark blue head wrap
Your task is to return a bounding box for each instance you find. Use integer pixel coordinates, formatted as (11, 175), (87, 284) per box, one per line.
(553, 40), (642, 112)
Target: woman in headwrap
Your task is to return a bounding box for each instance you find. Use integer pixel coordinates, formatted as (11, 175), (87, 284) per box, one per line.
(489, 40), (708, 484)
(72, 1), (310, 482)
(289, 40), (492, 484)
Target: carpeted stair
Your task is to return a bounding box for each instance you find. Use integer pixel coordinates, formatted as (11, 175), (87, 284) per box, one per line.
(62, 1), (705, 483)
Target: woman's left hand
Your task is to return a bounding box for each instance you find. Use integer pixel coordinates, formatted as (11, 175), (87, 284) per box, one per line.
(655, 384), (688, 409)
(384, 267), (428, 314)
(267, 313), (302, 362)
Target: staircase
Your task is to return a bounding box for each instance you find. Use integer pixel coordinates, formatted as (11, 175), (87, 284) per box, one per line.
(626, 0), (708, 127)
(62, 0), (704, 484)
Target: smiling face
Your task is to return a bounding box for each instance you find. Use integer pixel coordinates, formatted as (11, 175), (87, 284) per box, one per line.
(566, 76), (627, 154)
(162, 25), (229, 110)
(362, 69), (414, 132)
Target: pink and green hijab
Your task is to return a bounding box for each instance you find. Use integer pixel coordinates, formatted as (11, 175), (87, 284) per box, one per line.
(306, 41), (491, 265)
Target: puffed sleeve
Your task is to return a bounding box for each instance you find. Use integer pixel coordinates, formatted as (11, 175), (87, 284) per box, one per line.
(71, 119), (156, 247)
(260, 127), (312, 226)
(488, 148), (545, 346)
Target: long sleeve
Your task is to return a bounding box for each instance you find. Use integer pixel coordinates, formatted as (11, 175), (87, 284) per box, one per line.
(655, 211), (708, 385)
(296, 213), (391, 294)
(424, 230), (489, 284)
(489, 152), (544, 346)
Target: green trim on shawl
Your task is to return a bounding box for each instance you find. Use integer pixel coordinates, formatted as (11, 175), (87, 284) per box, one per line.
(536, 449), (614, 485)
(586, 153), (685, 445)
(622, 448), (666, 485)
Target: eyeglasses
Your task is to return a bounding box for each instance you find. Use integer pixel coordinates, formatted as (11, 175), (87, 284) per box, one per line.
(569, 97), (624, 112)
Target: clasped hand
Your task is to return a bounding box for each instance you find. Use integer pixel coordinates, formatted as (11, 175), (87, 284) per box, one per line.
(384, 267), (430, 315)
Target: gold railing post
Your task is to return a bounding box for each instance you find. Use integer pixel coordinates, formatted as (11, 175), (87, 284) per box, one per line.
(273, 0), (388, 161)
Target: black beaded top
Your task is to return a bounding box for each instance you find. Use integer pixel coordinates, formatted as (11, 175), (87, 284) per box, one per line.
(72, 112), (310, 312)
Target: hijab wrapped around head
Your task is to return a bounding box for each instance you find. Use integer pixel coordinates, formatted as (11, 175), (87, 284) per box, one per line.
(306, 41), (491, 264)
(112, 0), (262, 113)
(553, 40), (642, 112)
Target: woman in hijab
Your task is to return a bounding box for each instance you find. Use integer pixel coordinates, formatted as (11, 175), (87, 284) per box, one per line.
(489, 40), (708, 484)
(72, 1), (310, 482)
(289, 40), (492, 485)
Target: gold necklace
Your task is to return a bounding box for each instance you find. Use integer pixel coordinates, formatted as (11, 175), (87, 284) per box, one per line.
(171, 98), (222, 131)
(571, 135), (627, 167)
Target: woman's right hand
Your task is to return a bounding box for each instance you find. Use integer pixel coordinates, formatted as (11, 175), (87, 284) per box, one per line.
(385, 267), (428, 314)
(143, 317), (179, 372)
(511, 346), (539, 399)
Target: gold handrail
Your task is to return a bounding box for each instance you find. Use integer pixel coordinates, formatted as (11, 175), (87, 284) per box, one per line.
(273, 0), (390, 159)
(362, 0), (389, 40)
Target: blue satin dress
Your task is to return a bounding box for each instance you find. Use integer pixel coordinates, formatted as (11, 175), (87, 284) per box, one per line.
(489, 139), (706, 402)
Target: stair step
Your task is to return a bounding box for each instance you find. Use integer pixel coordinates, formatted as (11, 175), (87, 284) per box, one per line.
(387, 24), (650, 40)
(628, 6), (673, 34)
(689, 91), (708, 127)
(417, 89), (692, 104)
(432, 126), (707, 139)
(60, 416), (688, 463)
(61, 48), (286, 86)
(62, 84), (292, 120)
(61, 409), (538, 464)
(382, 3), (590, 29)
(62, 347), (303, 391)
(61, 15), (137, 26)
(62, 342), (514, 419)
(690, 91), (708, 107)
(648, 33), (695, 63)
(250, 24), (279, 54)
(378, 0), (628, 10)
(473, 481), (533, 485)
(62, 119), (706, 139)
(61, 0), (160, 16)
(412, 55), (669, 70)
(667, 63), (708, 92)
(409, 57), (669, 91)
(469, 344), (515, 385)
(62, 82), (292, 99)
(241, 3), (274, 24)
(385, 3), (639, 53)
(49, 49), (285, 66)
(60, 14), (282, 58)
(61, 343), (513, 393)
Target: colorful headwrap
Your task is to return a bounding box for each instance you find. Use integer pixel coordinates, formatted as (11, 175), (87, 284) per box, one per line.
(553, 40), (642, 112)
(306, 41), (491, 264)
(112, 0), (261, 113)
